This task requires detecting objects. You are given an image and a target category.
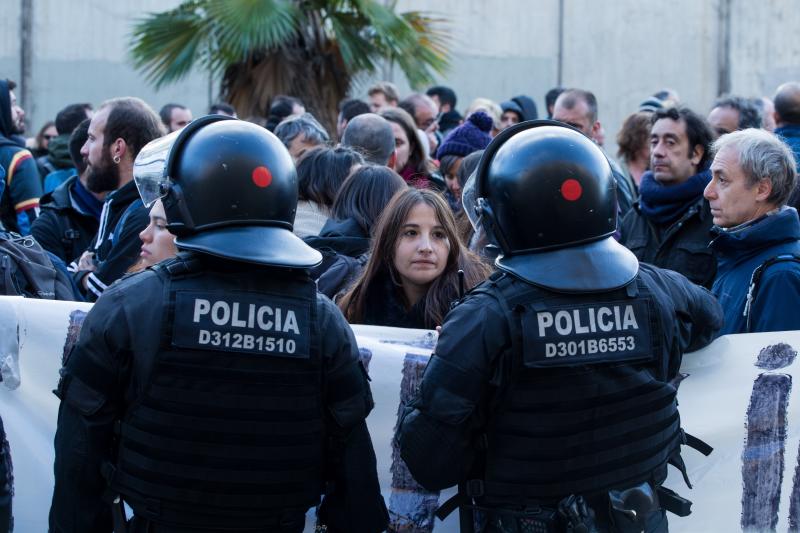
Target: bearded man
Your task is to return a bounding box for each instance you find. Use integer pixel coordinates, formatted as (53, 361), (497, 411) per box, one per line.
(72, 97), (164, 301)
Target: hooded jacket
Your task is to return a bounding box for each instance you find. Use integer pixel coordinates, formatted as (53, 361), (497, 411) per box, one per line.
(710, 207), (800, 334)
(0, 79), (42, 234)
(31, 175), (100, 264)
(305, 217), (371, 298)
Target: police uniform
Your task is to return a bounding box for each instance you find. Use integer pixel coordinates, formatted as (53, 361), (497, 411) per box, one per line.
(397, 121), (723, 532)
(49, 117), (388, 533)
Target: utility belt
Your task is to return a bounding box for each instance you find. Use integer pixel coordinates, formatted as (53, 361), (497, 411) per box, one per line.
(105, 493), (306, 533)
(437, 479), (694, 533)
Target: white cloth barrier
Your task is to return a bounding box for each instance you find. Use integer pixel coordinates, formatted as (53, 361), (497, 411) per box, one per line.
(0, 295), (799, 531)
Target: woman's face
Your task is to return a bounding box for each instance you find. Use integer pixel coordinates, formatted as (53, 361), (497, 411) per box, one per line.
(390, 121), (410, 171)
(445, 157), (463, 200)
(139, 199), (178, 268)
(42, 125), (57, 150)
(393, 202), (450, 293)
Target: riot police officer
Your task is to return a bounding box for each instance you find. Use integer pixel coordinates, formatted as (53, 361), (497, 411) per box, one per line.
(49, 116), (388, 533)
(397, 121), (723, 532)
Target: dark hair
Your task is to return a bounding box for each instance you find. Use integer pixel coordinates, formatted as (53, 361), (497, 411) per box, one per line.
(55, 103), (92, 135)
(159, 103), (187, 127)
(773, 83), (800, 125)
(341, 113), (395, 165)
(209, 102), (236, 115)
(339, 99), (370, 123)
(439, 154), (460, 180)
(266, 95), (303, 132)
(457, 150), (483, 189)
(6, 80), (16, 91)
(331, 165), (407, 235)
(102, 97), (165, 159)
(652, 106), (715, 169)
(712, 96), (762, 130)
(338, 188), (491, 328)
(69, 118), (91, 173)
(380, 107), (433, 177)
(617, 111), (653, 161)
(295, 146), (363, 207)
(545, 87), (565, 117)
(426, 86), (457, 109)
(556, 88), (598, 124)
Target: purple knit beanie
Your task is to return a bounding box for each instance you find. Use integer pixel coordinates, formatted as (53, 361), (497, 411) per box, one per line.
(435, 111), (493, 160)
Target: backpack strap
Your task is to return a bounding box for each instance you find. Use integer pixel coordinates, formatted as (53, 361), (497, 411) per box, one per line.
(743, 254), (800, 332)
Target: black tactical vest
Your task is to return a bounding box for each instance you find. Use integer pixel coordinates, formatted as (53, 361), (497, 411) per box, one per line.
(107, 259), (325, 530)
(477, 273), (681, 506)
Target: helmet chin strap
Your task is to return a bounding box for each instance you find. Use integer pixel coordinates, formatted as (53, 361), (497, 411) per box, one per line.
(476, 198), (511, 254)
(163, 185), (195, 238)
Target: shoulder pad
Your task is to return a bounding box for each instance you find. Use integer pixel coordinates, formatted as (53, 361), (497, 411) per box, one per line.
(154, 251), (203, 279)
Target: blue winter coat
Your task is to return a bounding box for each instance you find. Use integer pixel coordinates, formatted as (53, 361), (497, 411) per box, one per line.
(710, 207), (800, 334)
(776, 125), (800, 210)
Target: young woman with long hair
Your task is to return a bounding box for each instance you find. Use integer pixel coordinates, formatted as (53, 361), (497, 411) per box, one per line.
(380, 107), (439, 190)
(338, 188), (491, 329)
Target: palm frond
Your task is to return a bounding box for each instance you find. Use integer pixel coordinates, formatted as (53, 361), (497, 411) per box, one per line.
(204, 0), (300, 59)
(129, 4), (208, 88)
(396, 11), (451, 87)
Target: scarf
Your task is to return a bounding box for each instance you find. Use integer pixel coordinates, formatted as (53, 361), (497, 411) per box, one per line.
(638, 169), (711, 225)
(71, 178), (104, 220)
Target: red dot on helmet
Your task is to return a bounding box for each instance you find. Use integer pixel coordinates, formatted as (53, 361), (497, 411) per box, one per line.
(561, 179), (582, 201)
(252, 166), (272, 188)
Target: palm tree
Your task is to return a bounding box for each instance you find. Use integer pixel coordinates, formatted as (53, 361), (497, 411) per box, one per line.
(129, 0), (450, 133)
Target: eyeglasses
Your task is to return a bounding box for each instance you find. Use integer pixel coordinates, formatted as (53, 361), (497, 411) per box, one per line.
(43, 135), (55, 141)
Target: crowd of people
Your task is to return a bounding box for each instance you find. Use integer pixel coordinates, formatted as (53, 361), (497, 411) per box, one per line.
(2, 78), (799, 333)
(1, 74), (800, 532)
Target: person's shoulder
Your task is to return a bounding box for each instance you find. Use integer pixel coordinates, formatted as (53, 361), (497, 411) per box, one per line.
(314, 290), (347, 321)
(637, 262), (698, 293)
(0, 143), (34, 170)
(759, 256), (800, 285)
(449, 273), (515, 314)
(104, 267), (165, 299)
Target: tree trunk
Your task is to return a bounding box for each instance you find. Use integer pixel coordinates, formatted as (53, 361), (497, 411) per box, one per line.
(222, 38), (351, 138)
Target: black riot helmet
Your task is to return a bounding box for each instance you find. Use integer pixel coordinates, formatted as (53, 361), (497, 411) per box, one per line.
(134, 115), (321, 268)
(475, 119), (638, 292)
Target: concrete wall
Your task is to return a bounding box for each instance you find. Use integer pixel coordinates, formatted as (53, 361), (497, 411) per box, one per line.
(2, 0), (800, 155)
(0, 0), (213, 136)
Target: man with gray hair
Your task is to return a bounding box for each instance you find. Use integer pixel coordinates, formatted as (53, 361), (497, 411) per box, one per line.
(705, 128), (800, 334)
(274, 112), (329, 160)
(341, 113), (396, 167)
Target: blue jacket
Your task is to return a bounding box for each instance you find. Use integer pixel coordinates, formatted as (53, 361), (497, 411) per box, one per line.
(775, 125), (800, 167)
(710, 207), (800, 334)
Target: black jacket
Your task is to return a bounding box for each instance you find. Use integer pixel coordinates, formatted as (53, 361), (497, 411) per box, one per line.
(619, 196), (716, 288)
(359, 271), (428, 329)
(73, 180), (149, 301)
(305, 217), (370, 278)
(49, 254), (388, 533)
(397, 264), (722, 522)
(31, 175), (99, 264)
(305, 218), (371, 299)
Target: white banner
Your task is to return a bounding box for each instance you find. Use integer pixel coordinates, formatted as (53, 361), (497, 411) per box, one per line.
(0, 295), (799, 532)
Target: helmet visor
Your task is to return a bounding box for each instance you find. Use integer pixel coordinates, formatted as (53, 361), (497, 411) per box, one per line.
(461, 169), (482, 231)
(133, 130), (182, 208)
